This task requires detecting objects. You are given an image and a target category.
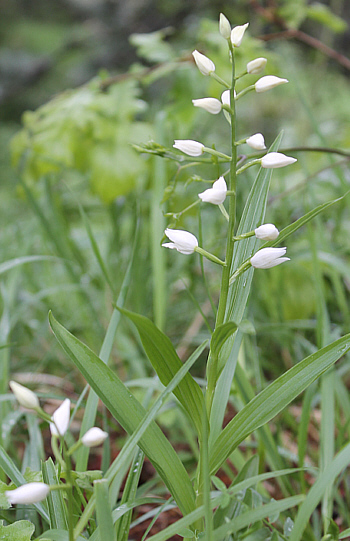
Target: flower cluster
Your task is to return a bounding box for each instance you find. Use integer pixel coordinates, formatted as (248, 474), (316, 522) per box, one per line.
(7, 381), (109, 505)
(164, 13), (296, 276)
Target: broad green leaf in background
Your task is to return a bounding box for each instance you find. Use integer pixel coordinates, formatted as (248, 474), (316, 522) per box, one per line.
(0, 520), (34, 541)
(118, 308), (205, 437)
(306, 3), (348, 33)
(209, 333), (350, 475)
(49, 312), (196, 516)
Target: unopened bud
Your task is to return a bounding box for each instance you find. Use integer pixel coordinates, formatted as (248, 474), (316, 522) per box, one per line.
(192, 97), (222, 115)
(231, 23), (249, 47)
(6, 483), (50, 505)
(247, 57), (267, 75)
(10, 381), (39, 410)
(255, 75), (288, 93)
(255, 224), (279, 240)
(192, 50), (215, 76)
(219, 13), (231, 39)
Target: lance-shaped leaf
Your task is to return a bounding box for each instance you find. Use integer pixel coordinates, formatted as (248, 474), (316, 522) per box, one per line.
(118, 308), (205, 436)
(209, 333), (350, 475)
(49, 312), (195, 516)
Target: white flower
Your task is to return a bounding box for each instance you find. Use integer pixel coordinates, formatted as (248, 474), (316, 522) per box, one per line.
(255, 224), (279, 240)
(162, 229), (198, 255)
(219, 13), (231, 39)
(230, 23), (249, 47)
(81, 427), (109, 448)
(247, 57), (267, 74)
(192, 50), (215, 76)
(9, 381), (39, 410)
(261, 152), (297, 169)
(6, 483), (50, 505)
(251, 247), (290, 269)
(198, 177), (227, 205)
(255, 75), (289, 93)
(192, 98), (222, 115)
(246, 133), (266, 150)
(50, 398), (71, 437)
(173, 140), (204, 157)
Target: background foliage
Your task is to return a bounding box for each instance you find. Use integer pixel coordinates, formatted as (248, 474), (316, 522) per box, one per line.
(1, 0), (350, 539)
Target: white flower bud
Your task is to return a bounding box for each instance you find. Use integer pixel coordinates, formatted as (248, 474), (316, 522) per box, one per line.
(50, 398), (71, 437)
(198, 176), (227, 205)
(246, 133), (266, 150)
(6, 483), (50, 505)
(255, 224), (279, 240)
(251, 247), (290, 269)
(192, 98), (222, 115)
(81, 427), (108, 448)
(230, 23), (249, 47)
(9, 381), (39, 410)
(192, 50), (215, 76)
(162, 229), (198, 255)
(173, 140), (204, 157)
(255, 75), (288, 93)
(261, 152), (297, 169)
(247, 57), (267, 74)
(219, 13), (231, 39)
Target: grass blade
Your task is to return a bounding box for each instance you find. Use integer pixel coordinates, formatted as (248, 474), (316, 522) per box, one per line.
(209, 333), (350, 475)
(290, 442), (350, 541)
(42, 458), (68, 530)
(119, 308), (205, 437)
(94, 479), (116, 541)
(49, 311), (199, 517)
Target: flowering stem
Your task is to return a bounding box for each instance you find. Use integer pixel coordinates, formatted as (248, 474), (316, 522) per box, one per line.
(219, 204), (229, 221)
(232, 230), (255, 241)
(209, 72), (230, 88)
(215, 43), (237, 332)
(236, 159), (261, 175)
(235, 84), (255, 100)
(194, 247), (226, 267)
(203, 147), (231, 161)
(229, 259), (252, 285)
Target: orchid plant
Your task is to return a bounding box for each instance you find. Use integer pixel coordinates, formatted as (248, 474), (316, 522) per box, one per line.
(4, 12), (350, 541)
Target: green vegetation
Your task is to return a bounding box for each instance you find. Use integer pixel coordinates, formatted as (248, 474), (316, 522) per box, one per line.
(1, 2), (350, 540)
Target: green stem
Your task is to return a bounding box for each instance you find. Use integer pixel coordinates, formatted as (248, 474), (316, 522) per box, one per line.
(214, 44), (237, 333)
(195, 247), (226, 267)
(229, 259), (252, 285)
(203, 147), (231, 161)
(235, 84), (255, 100)
(236, 159), (261, 175)
(209, 72), (231, 88)
(63, 447), (75, 541)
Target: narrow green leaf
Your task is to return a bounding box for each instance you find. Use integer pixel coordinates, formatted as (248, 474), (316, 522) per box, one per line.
(49, 312), (196, 516)
(290, 442), (350, 541)
(210, 333), (350, 475)
(263, 192), (349, 250)
(94, 479), (116, 541)
(212, 495), (304, 540)
(210, 322), (237, 361)
(115, 449), (144, 541)
(146, 468), (303, 541)
(38, 530), (86, 540)
(118, 308), (205, 436)
(76, 224), (137, 472)
(42, 458), (68, 530)
(0, 256), (60, 275)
